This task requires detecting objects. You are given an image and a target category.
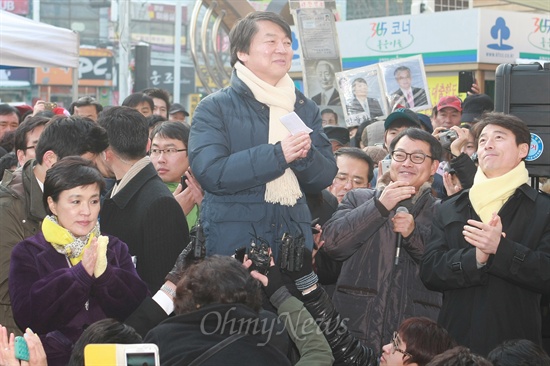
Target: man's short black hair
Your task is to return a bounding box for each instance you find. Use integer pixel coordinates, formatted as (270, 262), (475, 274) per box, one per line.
(389, 127), (442, 162)
(121, 93), (154, 111)
(68, 96), (104, 115)
(35, 116), (109, 164)
(334, 147), (375, 182)
(14, 115), (49, 152)
(141, 88), (171, 112)
(229, 11), (291, 67)
(98, 106), (149, 160)
(151, 121), (190, 147)
(473, 112), (531, 147)
(0, 104), (19, 117)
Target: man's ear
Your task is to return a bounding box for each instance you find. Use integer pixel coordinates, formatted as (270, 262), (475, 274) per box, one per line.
(42, 150), (58, 169)
(103, 148), (113, 162)
(16, 150), (25, 166)
(518, 143), (529, 160)
(430, 159), (440, 176)
(236, 53), (248, 65)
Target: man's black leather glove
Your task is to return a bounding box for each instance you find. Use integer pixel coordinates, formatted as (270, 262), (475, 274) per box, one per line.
(285, 248), (318, 293)
(165, 241), (194, 285)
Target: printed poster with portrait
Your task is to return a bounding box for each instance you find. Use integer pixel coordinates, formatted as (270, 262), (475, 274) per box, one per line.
(379, 55), (432, 112)
(293, 6), (345, 126)
(335, 64), (388, 127)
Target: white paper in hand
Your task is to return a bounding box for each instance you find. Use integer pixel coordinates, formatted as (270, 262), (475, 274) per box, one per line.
(280, 112), (313, 135)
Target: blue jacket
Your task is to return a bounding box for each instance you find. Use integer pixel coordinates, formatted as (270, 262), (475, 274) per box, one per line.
(189, 71), (337, 259)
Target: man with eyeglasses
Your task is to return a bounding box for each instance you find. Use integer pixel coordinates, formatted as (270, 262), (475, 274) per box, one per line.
(150, 121), (203, 231)
(13, 116), (49, 167)
(69, 96), (103, 122)
(329, 147), (374, 203)
(322, 127), (443, 352)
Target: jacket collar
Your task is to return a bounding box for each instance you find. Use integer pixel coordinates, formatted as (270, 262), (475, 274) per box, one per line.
(23, 160), (47, 221)
(108, 163), (159, 209)
(161, 303), (260, 329)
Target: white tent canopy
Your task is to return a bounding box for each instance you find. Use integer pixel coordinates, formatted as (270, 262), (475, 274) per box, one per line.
(0, 10), (79, 69)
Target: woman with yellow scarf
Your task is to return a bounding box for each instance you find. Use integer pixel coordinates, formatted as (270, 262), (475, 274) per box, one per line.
(8, 156), (148, 365)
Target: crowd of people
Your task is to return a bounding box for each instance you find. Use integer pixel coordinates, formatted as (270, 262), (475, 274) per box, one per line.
(0, 10), (550, 366)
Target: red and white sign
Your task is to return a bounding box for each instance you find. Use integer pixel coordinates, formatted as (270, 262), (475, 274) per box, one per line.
(0, 0), (29, 15)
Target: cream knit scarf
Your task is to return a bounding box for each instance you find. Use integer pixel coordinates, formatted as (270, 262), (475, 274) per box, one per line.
(469, 161), (529, 223)
(235, 62), (302, 206)
(110, 156), (151, 198)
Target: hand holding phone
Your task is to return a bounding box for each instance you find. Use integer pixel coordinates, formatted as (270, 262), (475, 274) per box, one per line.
(380, 159), (391, 175)
(458, 71), (475, 93)
(180, 175), (188, 191)
(14, 336), (30, 362)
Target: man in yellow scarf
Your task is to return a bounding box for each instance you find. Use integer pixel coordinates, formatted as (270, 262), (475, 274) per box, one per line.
(188, 12), (337, 260)
(421, 112), (550, 356)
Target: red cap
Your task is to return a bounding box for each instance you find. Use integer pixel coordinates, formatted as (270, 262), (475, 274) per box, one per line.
(15, 104), (33, 116)
(437, 96), (462, 112)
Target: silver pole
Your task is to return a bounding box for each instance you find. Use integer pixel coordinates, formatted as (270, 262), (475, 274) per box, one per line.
(174, 2), (182, 103)
(118, 0), (130, 102)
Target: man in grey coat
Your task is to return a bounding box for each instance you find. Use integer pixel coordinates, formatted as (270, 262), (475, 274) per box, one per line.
(322, 128), (442, 352)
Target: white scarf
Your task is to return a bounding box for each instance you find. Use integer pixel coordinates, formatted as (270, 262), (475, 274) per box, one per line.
(235, 62), (302, 206)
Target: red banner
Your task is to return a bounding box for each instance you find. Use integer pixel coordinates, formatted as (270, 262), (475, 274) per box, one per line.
(1, 0), (29, 15)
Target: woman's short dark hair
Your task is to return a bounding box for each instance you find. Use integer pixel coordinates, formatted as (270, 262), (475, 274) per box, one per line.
(43, 156), (105, 215)
(174, 255), (262, 314)
(390, 128), (443, 162)
(487, 339), (550, 366)
(229, 11), (292, 67)
(399, 317), (456, 366)
(69, 318), (142, 366)
(150, 121), (190, 147)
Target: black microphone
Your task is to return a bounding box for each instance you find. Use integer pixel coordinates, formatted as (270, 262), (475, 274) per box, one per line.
(394, 206), (409, 266)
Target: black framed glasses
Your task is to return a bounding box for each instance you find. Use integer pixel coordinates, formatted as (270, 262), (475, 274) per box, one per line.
(333, 173), (368, 188)
(392, 331), (412, 359)
(391, 150), (433, 164)
(150, 148), (187, 157)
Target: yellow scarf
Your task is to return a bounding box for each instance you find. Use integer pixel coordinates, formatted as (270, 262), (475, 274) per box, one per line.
(42, 215), (100, 265)
(235, 62), (302, 206)
(469, 161), (529, 223)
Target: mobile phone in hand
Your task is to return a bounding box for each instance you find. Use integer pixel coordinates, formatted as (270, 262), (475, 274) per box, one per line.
(14, 336), (30, 361)
(234, 246), (246, 263)
(180, 175), (188, 190)
(458, 71), (475, 93)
